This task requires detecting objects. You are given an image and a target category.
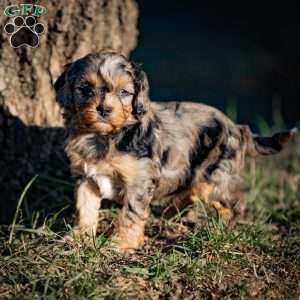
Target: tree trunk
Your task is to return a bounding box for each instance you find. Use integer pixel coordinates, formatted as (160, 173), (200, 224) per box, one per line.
(0, 0), (138, 223)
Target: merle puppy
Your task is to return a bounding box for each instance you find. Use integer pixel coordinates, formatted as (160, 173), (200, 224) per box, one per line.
(54, 51), (298, 253)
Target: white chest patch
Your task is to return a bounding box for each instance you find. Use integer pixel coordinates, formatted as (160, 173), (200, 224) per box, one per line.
(95, 175), (114, 199)
(83, 163), (114, 199)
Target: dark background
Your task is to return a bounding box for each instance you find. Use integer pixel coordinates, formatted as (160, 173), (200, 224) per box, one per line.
(132, 1), (300, 130)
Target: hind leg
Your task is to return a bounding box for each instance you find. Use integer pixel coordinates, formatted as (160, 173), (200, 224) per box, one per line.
(162, 182), (213, 221)
(210, 189), (245, 226)
(206, 181), (246, 226)
(162, 178), (245, 226)
(178, 181), (245, 226)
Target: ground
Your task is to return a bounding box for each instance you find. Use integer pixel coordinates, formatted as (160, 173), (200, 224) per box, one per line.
(0, 137), (299, 300)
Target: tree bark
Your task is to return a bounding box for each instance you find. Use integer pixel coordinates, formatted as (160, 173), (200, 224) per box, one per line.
(0, 0), (138, 223)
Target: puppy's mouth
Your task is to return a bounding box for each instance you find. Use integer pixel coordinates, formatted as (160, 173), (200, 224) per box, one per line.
(97, 115), (109, 124)
(79, 107), (107, 125)
(77, 99), (136, 135)
(77, 107), (120, 135)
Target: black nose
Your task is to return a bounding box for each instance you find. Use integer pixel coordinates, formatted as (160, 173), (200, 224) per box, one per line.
(96, 105), (112, 117)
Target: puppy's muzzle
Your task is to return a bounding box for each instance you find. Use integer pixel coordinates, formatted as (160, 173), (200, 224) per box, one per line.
(96, 104), (113, 118)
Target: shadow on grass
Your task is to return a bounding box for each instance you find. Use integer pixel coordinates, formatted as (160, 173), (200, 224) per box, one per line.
(0, 108), (74, 228)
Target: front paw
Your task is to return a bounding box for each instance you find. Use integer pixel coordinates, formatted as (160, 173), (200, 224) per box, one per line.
(110, 231), (145, 254)
(62, 227), (96, 243)
(110, 240), (136, 254)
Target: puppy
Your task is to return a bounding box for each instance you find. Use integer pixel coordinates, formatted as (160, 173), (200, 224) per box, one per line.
(54, 51), (298, 253)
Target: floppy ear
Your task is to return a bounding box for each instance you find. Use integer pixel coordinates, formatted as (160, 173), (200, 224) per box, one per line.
(131, 63), (150, 120)
(53, 63), (71, 108)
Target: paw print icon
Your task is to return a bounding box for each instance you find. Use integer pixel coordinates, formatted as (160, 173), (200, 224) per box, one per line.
(4, 16), (45, 48)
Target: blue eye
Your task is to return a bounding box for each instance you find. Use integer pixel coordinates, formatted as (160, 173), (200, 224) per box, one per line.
(117, 89), (131, 97)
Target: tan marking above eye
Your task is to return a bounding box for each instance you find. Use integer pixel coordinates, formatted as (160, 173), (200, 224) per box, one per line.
(83, 71), (104, 88)
(113, 75), (134, 93)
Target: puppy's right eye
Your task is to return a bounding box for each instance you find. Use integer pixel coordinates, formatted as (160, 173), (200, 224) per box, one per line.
(76, 84), (93, 97)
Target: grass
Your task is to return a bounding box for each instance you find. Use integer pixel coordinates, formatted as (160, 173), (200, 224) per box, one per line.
(0, 137), (300, 299)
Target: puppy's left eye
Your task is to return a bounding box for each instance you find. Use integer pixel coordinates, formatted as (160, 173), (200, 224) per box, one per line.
(117, 89), (131, 97)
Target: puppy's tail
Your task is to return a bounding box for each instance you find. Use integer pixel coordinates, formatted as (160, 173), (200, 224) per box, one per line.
(239, 125), (299, 157)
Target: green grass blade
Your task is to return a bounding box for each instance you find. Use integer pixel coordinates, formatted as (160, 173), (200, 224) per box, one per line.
(8, 175), (38, 244)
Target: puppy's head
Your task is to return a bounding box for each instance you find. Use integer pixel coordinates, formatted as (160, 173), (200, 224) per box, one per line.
(54, 51), (150, 135)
